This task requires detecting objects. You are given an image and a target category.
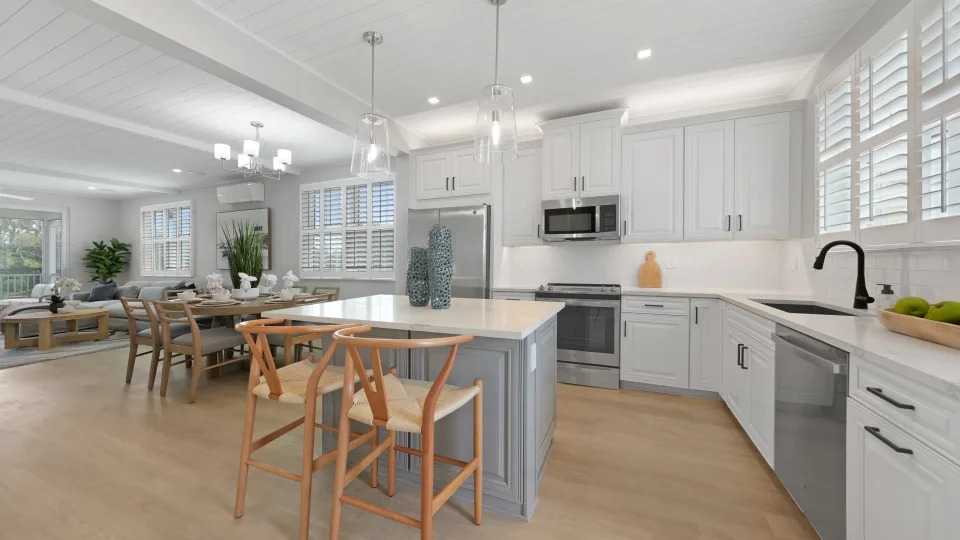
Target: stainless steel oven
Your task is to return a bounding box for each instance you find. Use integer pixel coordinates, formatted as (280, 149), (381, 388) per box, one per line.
(535, 283), (620, 389)
(541, 196), (619, 242)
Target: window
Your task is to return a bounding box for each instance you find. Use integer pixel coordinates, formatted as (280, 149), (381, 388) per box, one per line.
(140, 201), (192, 276)
(300, 178), (395, 279)
(921, 0), (960, 109)
(921, 112), (960, 221)
(858, 33), (909, 141)
(818, 161), (853, 234)
(818, 77), (853, 162)
(859, 135), (909, 228)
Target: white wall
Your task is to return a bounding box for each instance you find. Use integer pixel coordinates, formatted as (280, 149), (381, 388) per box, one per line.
(0, 191), (122, 287)
(118, 158), (409, 300)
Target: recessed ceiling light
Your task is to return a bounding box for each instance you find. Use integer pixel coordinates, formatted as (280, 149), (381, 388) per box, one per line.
(519, 74), (533, 85)
(88, 186), (96, 190)
(172, 168), (183, 173)
(635, 49), (652, 60)
(427, 96), (440, 105)
(0, 193), (34, 201)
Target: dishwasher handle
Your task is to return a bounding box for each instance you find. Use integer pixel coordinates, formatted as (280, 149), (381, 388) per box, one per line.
(772, 334), (848, 375)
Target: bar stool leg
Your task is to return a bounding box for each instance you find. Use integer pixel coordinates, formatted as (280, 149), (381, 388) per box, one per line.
(387, 430), (396, 496)
(473, 379), (483, 524)
(300, 394), (319, 540)
(370, 427), (379, 488)
(329, 396), (353, 539)
(421, 423), (435, 540)
(235, 391), (257, 517)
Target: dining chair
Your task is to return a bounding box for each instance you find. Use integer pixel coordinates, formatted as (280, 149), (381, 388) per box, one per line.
(311, 286), (340, 302)
(233, 319), (374, 540)
(120, 298), (190, 388)
(154, 301), (250, 403)
(328, 326), (482, 540)
(290, 292), (338, 362)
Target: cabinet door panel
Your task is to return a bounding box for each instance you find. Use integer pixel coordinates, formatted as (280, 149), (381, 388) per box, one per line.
(620, 312), (690, 388)
(684, 121), (735, 240)
(416, 151), (451, 200)
(450, 146), (490, 196)
(541, 125), (579, 200)
(722, 325), (750, 426)
(621, 128), (683, 242)
(847, 400), (960, 540)
(503, 147), (543, 246)
(735, 113), (791, 239)
(579, 119), (620, 196)
(745, 342), (775, 466)
(689, 299), (723, 392)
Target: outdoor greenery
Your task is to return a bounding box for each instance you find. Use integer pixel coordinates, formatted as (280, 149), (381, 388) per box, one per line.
(0, 218), (44, 275)
(219, 220), (266, 289)
(82, 238), (132, 283)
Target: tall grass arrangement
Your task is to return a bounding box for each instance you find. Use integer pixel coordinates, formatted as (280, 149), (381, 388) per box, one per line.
(219, 220), (266, 289)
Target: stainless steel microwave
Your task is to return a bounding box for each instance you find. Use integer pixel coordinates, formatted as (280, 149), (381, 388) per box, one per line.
(541, 196), (620, 242)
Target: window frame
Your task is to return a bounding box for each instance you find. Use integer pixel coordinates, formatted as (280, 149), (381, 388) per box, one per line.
(299, 177), (395, 281)
(139, 200), (193, 278)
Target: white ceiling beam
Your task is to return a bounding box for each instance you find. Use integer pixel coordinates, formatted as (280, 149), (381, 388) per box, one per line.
(0, 162), (180, 194)
(0, 87), (210, 153)
(50, 0), (421, 154)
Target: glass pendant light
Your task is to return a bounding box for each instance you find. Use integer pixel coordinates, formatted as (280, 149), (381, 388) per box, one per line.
(474, 0), (518, 164)
(351, 31), (392, 180)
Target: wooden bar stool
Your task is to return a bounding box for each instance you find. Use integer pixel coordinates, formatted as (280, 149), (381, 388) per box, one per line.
(233, 319), (376, 540)
(328, 326), (482, 540)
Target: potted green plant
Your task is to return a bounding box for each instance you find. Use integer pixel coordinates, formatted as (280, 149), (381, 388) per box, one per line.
(82, 238), (131, 283)
(219, 221), (266, 290)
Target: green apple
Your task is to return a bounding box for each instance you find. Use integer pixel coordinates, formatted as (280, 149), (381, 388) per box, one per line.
(925, 301), (960, 324)
(893, 297), (930, 318)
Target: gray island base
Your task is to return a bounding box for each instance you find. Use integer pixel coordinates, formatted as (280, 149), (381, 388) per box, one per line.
(264, 295), (563, 520)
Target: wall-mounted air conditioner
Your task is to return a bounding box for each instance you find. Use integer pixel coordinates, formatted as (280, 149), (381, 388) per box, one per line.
(217, 182), (265, 204)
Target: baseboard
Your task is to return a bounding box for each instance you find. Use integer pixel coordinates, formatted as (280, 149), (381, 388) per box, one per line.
(619, 380), (721, 399)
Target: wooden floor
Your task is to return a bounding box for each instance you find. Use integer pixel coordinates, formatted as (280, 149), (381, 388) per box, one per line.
(0, 348), (818, 540)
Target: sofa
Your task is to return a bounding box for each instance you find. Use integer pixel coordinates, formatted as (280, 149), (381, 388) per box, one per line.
(0, 283), (55, 307)
(71, 280), (193, 332)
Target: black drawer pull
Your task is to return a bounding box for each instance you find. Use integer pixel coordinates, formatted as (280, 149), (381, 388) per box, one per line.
(737, 344), (744, 367)
(740, 345), (748, 370)
(866, 387), (916, 410)
(644, 303), (664, 308)
(865, 426), (914, 455)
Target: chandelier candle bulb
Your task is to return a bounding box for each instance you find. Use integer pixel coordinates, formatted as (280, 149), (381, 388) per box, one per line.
(277, 148), (292, 165)
(214, 143), (230, 160)
(272, 156), (286, 172)
(238, 154), (252, 169)
(243, 139), (260, 157)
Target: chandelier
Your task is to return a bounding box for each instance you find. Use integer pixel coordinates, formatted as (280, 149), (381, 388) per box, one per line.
(214, 121), (292, 180)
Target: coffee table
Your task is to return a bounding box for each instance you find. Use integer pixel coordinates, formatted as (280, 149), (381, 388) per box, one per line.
(3, 308), (110, 350)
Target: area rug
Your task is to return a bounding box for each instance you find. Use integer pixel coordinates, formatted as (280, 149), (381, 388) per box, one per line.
(0, 332), (128, 370)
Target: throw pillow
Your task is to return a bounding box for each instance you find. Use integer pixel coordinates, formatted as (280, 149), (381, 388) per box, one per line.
(88, 282), (118, 302)
(114, 285), (140, 299)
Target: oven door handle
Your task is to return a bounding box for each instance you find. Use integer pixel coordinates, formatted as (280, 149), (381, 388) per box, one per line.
(536, 297), (620, 308)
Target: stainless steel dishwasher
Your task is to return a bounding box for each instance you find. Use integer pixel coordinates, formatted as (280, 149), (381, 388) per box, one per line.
(772, 325), (849, 540)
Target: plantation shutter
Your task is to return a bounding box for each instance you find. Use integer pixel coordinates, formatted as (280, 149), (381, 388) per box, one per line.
(818, 161), (853, 234)
(300, 188), (323, 272)
(922, 0), (960, 108)
(818, 77), (853, 161)
(859, 33), (909, 141)
(859, 136), (909, 228)
(140, 210), (155, 273)
(921, 111), (960, 220)
(139, 202), (192, 276)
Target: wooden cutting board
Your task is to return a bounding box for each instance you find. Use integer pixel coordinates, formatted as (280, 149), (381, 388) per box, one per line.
(638, 251), (662, 288)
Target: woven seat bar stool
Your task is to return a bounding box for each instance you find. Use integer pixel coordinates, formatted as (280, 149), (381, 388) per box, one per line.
(328, 326), (482, 540)
(233, 319), (376, 540)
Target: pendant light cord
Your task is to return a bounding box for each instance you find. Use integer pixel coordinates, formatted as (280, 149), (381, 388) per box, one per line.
(494, 3), (500, 85)
(370, 38), (376, 113)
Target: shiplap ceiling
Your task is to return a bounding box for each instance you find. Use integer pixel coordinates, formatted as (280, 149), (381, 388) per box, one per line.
(0, 0), (354, 199)
(199, 0), (878, 145)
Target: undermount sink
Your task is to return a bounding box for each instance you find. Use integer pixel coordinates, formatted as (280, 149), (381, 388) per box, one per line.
(755, 301), (860, 316)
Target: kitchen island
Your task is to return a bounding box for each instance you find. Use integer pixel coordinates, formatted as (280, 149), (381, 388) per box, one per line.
(264, 294), (563, 519)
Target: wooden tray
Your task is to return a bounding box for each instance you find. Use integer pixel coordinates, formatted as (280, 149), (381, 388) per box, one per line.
(878, 308), (960, 350)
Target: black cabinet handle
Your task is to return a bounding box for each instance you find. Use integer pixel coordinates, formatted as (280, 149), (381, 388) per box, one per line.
(452, 176), (456, 190)
(644, 303), (664, 308)
(740, 345), (748, 369)
(726, 215), (731, 231)
(573, 176), (577, 191)
(622, 220), (626, 235)
(865, 426), (914, 455)
(537, 224), (541, 238)
(737, 344), (744, 367)
(445, 177), (449, 190)
(738, 214), (743, 231)
(581, 176), (585, 191)
(866, 387), (916, 410)
(623, 321), (627, 337)
(694, 306), (699, 324)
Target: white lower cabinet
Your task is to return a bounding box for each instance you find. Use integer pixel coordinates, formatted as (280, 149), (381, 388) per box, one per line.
(847, 399), (960, 540)
(721, 324), (750, 425)
(689, 299), (723, 391)
(620, 311), (690, 389)
(721, 314), (774, 466)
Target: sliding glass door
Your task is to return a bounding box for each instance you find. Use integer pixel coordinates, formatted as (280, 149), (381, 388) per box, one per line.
(0, 208), (64, 299)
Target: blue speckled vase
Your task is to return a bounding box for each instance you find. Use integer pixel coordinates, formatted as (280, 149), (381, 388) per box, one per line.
(406, 247), (429, 307)
(427, 225), (453, 309)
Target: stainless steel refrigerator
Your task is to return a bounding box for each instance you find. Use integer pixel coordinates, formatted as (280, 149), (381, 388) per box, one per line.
(407, 204), (491, 299)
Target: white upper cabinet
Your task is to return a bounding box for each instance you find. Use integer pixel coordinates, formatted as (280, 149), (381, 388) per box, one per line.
(540, 111), (624, 200)
(621, 128), (684, 242)
(503, 146), (543, 246)
(735, 112), (792, 239)
(684, 121), (735, 240)
(541, 124), (580, 200)
(578, 119), (620, 196)
(414, 145), (491, 201)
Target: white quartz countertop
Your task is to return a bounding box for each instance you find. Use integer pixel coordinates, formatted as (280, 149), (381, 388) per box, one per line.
(263, 294), (564, 340)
